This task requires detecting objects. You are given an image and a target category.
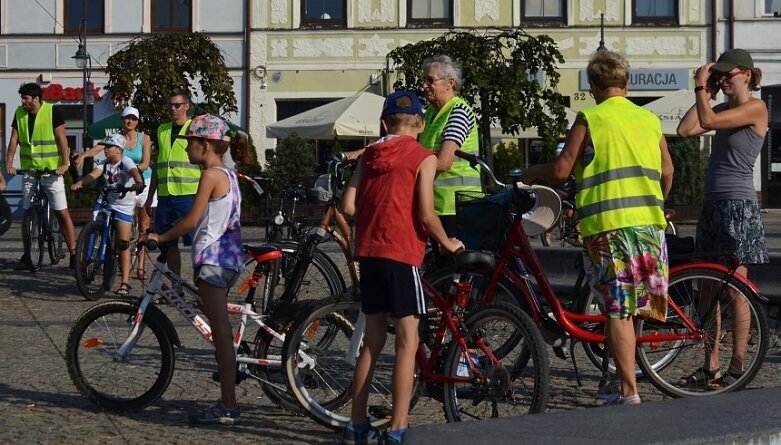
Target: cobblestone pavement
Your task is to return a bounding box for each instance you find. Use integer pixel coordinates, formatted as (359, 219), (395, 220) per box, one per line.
(1, 212), (780, 444)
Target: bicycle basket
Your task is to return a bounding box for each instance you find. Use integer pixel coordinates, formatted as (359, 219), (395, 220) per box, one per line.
(307, 173), (333, 204)
(455, 190), (513, 252)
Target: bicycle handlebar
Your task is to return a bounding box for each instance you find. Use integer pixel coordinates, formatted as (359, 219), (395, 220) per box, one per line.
(454, 150), (505, 189)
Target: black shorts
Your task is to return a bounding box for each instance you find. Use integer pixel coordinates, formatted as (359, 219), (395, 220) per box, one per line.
(359, 257), (426, 319)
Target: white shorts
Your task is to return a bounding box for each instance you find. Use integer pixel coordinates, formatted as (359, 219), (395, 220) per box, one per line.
(135, 187), (158, 208)
(23, 173), (68, 211)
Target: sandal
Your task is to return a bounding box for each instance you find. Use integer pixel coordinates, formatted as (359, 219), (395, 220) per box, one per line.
(677, 366), (720, 388)
(710, 370), (744, 388)
(116, 282), (133, 296)
(136, 268), (147, 281)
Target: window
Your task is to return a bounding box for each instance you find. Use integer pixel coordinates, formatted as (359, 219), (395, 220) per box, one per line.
(301, 0), (346, 29)
(766, 0), (781, 15)
(633, 0), (678, 25)
(65, 0), (104, 34)
(523, 0), (566, 23)
(407, 0), (453, 28)
(152, 0), (192, 32)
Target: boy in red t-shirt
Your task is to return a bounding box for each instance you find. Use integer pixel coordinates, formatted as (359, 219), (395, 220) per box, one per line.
(340, 90), (463, 444)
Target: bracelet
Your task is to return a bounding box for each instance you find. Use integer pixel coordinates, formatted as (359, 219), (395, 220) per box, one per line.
(694, 85), (706, 93)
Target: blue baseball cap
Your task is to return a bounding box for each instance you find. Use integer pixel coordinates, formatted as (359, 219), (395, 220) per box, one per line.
(381, 90), (424, 117)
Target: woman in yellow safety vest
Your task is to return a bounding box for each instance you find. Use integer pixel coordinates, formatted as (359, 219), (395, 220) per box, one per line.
(520, 50), (674, 407)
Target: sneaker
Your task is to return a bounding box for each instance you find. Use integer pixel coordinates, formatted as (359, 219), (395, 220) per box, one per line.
(603, 394), (641, 406)
(188, 402), (241, 425)
(341, 421), (383, 445)
(383, 428), (407, 444)
(14, 254), (35, 272)
(595, 379), (620, 402)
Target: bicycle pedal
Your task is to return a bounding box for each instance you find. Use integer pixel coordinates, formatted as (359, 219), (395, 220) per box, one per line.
(211, 370), (249, 386)
(368, 405), (392, 420)
(553, 338), (570, 360)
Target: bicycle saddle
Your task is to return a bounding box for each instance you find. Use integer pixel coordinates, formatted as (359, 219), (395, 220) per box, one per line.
(244, 245), (282, 262)
(454, 250), (496, 273)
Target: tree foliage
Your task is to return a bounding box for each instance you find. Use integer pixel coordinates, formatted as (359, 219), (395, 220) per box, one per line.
(105, 32), (237, 138)
(387, 29), (567, 166)
(493, 141), (523, 185)
(265, 133), (317, 192)
(668, 137), (708, 205)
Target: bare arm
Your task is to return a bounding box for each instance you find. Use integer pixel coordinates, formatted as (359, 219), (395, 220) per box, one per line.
(73, 145), (107, 170)
(417, 156), (463, 253)
(6, 128), (19, 175)
(71, 167), (103, 190)
(519, 115), (587, 185)
(139, 134), (152, 172)
(659, 136), (674, 200)
(155, 168), (220, 243)
(53, 124), (71, 176)
(340, 162), (363, 217)
(435, 140), (459, 172)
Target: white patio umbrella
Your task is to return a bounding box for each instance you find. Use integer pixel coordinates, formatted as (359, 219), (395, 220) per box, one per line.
(642, 89), (713, 136)
(266, 92), (385, 140)
(490, 106), (578, 139)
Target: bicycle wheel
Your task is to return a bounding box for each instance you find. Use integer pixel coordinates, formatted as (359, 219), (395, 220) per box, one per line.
(103, 228), (119, 292)
(270, 241), (346, 305)
(23, 210), (44, 271)
(637, 267), (769, 397)
(423, 265), (524, 311)
(47, 207), (65, 265)
(441, 302), (549, 422)
(74, 221), (110, 300)
(283, 299), (399, 430)
(65, 301), (175, 411)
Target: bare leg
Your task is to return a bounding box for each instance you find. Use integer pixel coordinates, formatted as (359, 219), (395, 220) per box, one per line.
(198, 280), (237, 409)
(728, 265), (751, 374)
(55, 208), (77, 254)
(167, 245), (182, 276)
(114, 221), (132, 286)
(390, 315), (419, 430)
(136, 207), (152, 278)
(350, 312), (388, 424)
(607, 316), (638, 397)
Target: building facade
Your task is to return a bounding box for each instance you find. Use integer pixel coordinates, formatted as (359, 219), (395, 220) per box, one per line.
(0, 0), (248, 177)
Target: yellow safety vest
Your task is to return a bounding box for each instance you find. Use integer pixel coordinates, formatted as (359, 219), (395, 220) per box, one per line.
(419, 96), (482, 216)
(15, 102), (59, 171)
(156, 120), (200, 196)
(575, 96), (667, 237)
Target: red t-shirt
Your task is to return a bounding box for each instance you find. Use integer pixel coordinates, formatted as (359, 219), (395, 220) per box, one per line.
(354, 135), (434, 266)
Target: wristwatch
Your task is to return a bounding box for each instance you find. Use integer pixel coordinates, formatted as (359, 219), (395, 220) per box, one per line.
(694, 85), (706, 93)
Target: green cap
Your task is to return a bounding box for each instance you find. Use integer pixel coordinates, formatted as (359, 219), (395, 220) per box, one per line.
(711, 49), (754, 73)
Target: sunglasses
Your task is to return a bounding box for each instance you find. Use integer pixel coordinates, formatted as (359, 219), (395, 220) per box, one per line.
(711, 68), (746, 81)
(423, 76), (446, 85)
(168, 102), (187, 109)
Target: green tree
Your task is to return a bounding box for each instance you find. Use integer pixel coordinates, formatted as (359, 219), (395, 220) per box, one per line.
(668, 137), (708, 205)
(265, 133), (317, 192)
(104, 32), (237, 138)
(387, 29), (567, 166)
(493, 140), (523, 185)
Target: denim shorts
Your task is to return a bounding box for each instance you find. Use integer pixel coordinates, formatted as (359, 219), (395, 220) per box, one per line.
(155, 195), (195, 246)
(195, 264), (240, 289)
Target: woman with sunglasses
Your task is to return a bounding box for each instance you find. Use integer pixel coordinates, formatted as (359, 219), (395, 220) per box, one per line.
(677, 49), (769, 389)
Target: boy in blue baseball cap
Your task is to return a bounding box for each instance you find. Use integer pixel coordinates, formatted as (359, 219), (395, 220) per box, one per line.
(340, 91), (463, 444)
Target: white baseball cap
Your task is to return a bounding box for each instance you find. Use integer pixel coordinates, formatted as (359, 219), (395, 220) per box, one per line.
(121, 106), (140, 119)
(98, 133), (127, 148)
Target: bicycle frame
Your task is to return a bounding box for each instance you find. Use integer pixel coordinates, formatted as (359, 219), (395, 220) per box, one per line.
(115, 259), (289, 370)
(484, 209), (760, 347)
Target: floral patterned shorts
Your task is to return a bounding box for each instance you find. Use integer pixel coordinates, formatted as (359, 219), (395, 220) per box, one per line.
(583, 225), (669, 322)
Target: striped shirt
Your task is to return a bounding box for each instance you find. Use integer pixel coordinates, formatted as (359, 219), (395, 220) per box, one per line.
(440, 103), (475, 147)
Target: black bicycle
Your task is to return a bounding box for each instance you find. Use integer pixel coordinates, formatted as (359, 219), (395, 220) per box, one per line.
(21, 169), (65, 271)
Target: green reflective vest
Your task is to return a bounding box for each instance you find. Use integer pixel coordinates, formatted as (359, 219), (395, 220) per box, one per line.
(156, 120), (200, 196)
(419, 96), (481, 216)
(15, 102), (59, 171)
(575, 96), (667, 237)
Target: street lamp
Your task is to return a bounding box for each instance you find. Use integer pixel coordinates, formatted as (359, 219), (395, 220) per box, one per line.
(71, 7), (90, 165)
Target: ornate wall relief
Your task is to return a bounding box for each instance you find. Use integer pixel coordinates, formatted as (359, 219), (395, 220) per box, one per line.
(359, 34), (395, 57)
(271, 39), (288, 58)
(579, 35), (618, 54)
(625, 36), (687, 56)
(475, 0), (499, 21)
(580, 0), (620, 22)
(271, 0), (287, 24)
(293, 38), (354, 57)
(688, 0), (700, 22)
(358, 0), (394, 23)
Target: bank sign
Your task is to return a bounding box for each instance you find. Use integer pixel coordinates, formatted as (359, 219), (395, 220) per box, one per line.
(579, 69), (689, 91)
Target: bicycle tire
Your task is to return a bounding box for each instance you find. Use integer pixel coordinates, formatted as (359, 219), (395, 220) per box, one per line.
(574, 273), (693, 377)
(637, 267), (768, 397)
(74, 221), (110, 300)
(283, 298), (407, 430)
(103, 228), (119, 292)
(47, 207), (65, 265)
(270, 241), (346, 306)
(65, 301), (175, 411)
(423, 265), (526, 311)
(441, 302), (549, 422)
(23, 210), (44, 271)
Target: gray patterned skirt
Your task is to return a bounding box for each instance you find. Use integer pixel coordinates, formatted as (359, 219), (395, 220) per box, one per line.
(695, 200), (769, 265)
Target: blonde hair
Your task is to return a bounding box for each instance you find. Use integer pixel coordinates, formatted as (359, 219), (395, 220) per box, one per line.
(586, 51), (630, 90)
